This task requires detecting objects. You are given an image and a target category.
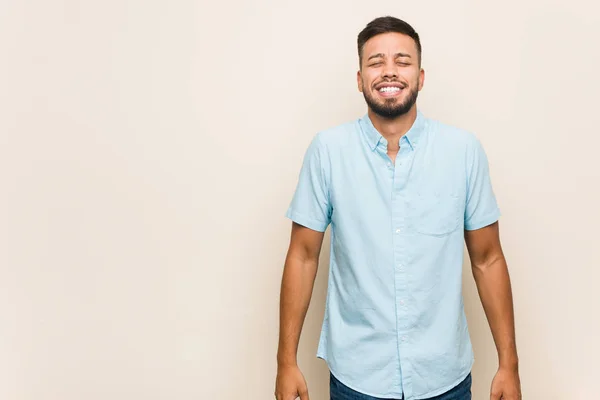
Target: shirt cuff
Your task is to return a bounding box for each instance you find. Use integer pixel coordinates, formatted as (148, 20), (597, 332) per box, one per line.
(464, 209), (501, 231)
(285, 208), (329, 232)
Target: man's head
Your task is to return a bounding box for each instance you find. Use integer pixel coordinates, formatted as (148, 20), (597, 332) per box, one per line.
(357, 16), (424, 120)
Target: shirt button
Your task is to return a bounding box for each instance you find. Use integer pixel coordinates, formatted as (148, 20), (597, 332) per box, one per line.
(399, 300), (405, 306)
(401, 336), (408, 342)
(395, 229), (401, 234)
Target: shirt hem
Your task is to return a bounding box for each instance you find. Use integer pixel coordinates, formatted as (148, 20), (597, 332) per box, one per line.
(415, 361), (473, 399)
(319, 353), (474, 400)
(318, 354), (402, 398)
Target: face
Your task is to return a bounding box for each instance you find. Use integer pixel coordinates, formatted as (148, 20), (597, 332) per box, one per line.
(357, 32), (424, 119)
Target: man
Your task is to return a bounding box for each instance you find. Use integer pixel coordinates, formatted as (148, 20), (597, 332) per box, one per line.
(275, 16), (521, 400)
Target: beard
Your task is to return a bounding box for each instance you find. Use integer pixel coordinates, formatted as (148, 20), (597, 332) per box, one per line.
(363, 83), (419, 119)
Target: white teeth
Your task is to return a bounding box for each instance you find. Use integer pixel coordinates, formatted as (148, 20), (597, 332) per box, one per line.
(379, 87), (401, 93)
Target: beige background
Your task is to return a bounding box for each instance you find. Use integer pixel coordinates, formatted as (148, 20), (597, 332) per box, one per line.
(1, 0), (599, 399)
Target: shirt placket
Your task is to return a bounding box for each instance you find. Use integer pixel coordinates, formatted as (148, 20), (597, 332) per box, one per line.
(381, 136), (414, 399)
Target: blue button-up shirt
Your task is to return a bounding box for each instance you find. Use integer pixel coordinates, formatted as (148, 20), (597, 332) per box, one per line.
(285, 109), (501, 400)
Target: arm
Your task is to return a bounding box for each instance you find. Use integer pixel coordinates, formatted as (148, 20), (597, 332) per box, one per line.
(464, 221), (521, 400)
(275, 222), (325, 400)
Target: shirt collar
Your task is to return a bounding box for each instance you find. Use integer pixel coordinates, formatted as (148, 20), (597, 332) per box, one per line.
(359, 109), (427, 151)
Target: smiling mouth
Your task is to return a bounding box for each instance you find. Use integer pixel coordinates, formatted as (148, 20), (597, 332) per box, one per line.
(377, 86), (404, 98)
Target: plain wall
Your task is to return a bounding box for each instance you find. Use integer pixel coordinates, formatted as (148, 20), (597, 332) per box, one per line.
(1, 0), (599, 399)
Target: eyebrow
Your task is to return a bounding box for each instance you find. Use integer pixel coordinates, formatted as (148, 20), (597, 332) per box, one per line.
(367, 52), (412, 61)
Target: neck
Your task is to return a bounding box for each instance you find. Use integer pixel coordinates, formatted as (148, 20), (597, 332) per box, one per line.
(368, 106), (418, 150)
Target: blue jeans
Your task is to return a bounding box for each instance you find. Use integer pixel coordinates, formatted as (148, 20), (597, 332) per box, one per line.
(330, 371), (472, 400)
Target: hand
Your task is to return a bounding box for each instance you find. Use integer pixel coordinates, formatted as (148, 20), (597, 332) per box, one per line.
(490, 366), (521, 399)
(275, 364), (310, 400)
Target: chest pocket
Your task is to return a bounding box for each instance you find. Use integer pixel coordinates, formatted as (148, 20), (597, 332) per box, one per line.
(410, 192), (462, 236)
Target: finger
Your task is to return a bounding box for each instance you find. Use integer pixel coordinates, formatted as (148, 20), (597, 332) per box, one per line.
(490, 390), (502, 400)
(281, 392), (294, 400)
(285, 392), (301, 400)
(298, 386), (310, 400)
(276, 391), (292, 400)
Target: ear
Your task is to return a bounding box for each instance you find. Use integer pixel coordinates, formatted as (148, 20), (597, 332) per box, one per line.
(357, 70), (363, 93)
(418, 68), (425, 91)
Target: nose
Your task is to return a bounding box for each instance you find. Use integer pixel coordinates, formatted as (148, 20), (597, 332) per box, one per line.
(382, 61), (398, 79)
